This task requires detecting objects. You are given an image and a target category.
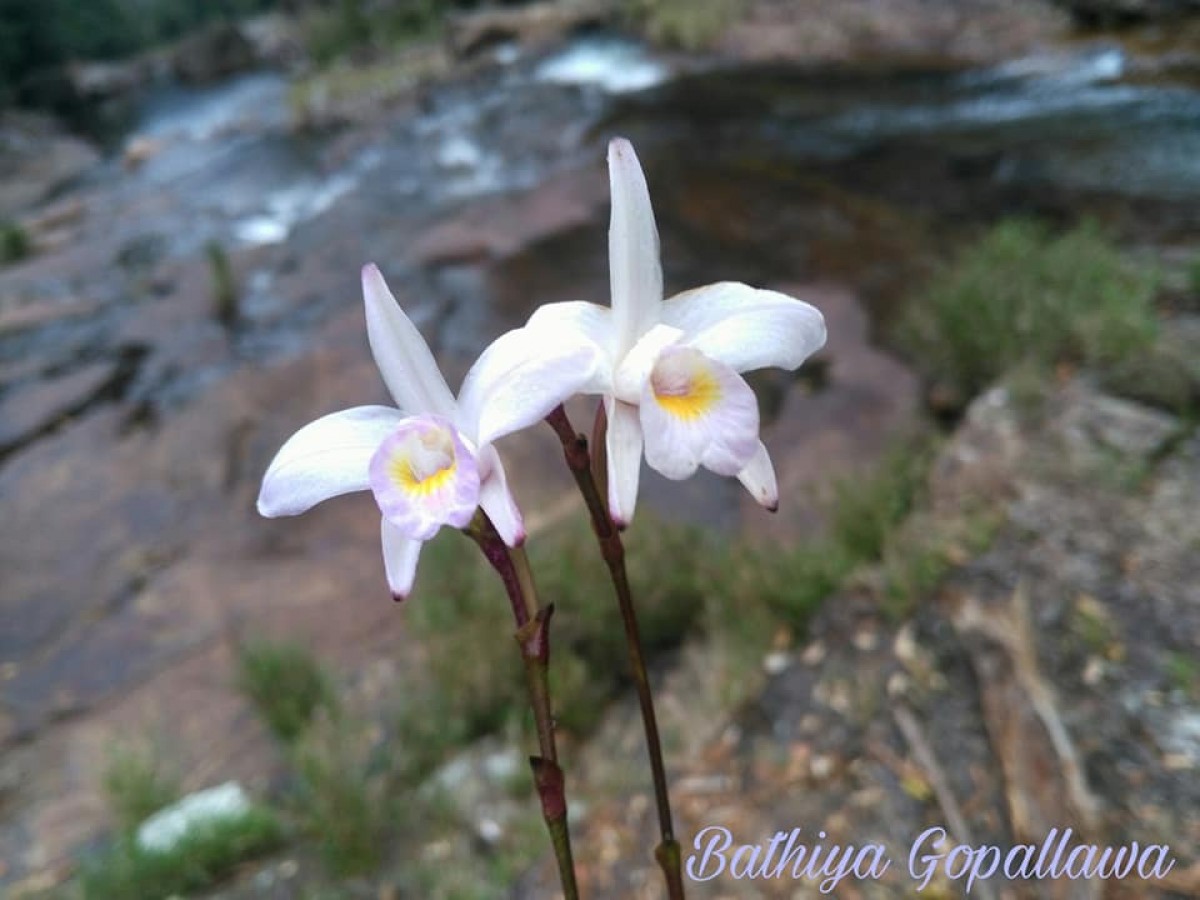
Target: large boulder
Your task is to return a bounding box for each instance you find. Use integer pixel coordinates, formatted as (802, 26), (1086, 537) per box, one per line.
(171, 21), (257, 84)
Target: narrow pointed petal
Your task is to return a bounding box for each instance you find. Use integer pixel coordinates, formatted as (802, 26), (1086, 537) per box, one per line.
(457, 327), (604, 447)
(362, 264), (457, 416)
(381, 518), (423, 600)
(608, 138), (663, 356)
(639, 346), (759, 480)
(737, 441), (779, 511)
(526, 301), (616, 365)
(368, 415), (480, 541)
(478, 446), (526, 547)
(258, 405), (405, 517)
(662, 282), (827, 373)
(605, 397), (643, 527)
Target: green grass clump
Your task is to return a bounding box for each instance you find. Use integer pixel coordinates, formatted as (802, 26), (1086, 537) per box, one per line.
(737, 436), (935, 631)
(403, 519), (720, 743)
(235, 639), (336, 744)
(830, 440), (935, 561)
(626, 0), (744, 50)
(79, 806), (284, 900)
(205, 240), (239, 329)
(1166, 651), (1200, 699)
(898, 219), (1158, 401)
(102, 746), (180, 833)
(1, 221), (30, 264)
(1188, 254), (1200, 298)
(290, 711), (389, 876)
(404, 534), (527, 743)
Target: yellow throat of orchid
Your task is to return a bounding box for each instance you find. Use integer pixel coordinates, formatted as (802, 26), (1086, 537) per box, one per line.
(389, 428), (457, 496)
(651, 351), (721, 421)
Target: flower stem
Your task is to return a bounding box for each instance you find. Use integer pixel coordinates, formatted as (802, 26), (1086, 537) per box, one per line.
(546, 405), (686, 900)
(466, 513), (578, 900)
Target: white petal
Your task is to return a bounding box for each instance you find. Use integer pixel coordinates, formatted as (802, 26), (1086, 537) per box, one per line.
(639, 347), (759, 480)
(526, 301), (616, 367)
(457, 327), (604, 447)
(478, 446), (525, 547)
(605, 396), (643, 528)
(381, 518), (423, 600)
(662, 282), (827, 373)
(737, 441), (779, 511)
(258, 405), (404, 517)
(362, 264), (457, 416)
(608, 138), (663, 356)
(612, 322), (683, 403)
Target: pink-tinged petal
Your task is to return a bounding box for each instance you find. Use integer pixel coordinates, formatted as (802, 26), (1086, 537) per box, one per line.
(612, 322), (683, 403)
(368, 415), (480, 541)
(381, 518), (423, 600)
(457, 327), (605, 447)
(605, 396), (643, 527)
(662, 282), (827, 373)
(258, 405), (405, 517)
(362, 264), (457, 416)
(608, 138), (663, 356)
(526, 301), (616, 368)
(737, 441), (779, 511)
(477, 445), (526, 547)
(639, 346), (759, 480)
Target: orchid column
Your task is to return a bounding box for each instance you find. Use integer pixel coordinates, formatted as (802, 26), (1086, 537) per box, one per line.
(531, 138), (828, 897)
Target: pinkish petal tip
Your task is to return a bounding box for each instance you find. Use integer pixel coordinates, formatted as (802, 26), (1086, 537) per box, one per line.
(609, 136), (632, 155)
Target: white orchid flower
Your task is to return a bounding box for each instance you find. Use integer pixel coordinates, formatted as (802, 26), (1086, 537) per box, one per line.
(525, 138), (827, 526)
(258, 264), (601, 599)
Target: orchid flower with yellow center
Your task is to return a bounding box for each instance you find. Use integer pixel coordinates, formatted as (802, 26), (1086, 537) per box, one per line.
(257, 264), (601, 598)
(525, 138), (827, 525)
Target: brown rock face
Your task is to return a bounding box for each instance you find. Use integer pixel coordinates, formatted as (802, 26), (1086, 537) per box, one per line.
(0, 359), (130, 457)
(718, 0), (1070, 67)
(519, 379), (1200, 898)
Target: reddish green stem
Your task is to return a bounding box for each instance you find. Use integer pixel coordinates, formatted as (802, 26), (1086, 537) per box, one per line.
(546, 405), (685, 900)
(466, 514), (578, 900)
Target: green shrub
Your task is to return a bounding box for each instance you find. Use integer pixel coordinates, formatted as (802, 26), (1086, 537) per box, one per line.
(626, 0), (744, 51)
(290, 710), (388, 876)
(235, 638), (335, 744)
(830, 439), (933, 562)
(898, 219), (1158, 400)
(205, 240), (239, 329)
(101, 746), (180, 833)
(79, 806), (283, 899)
(0, 220), (29, 264)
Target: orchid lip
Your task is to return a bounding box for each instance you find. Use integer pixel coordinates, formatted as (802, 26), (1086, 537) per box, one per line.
(368, 415), (481, 541)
